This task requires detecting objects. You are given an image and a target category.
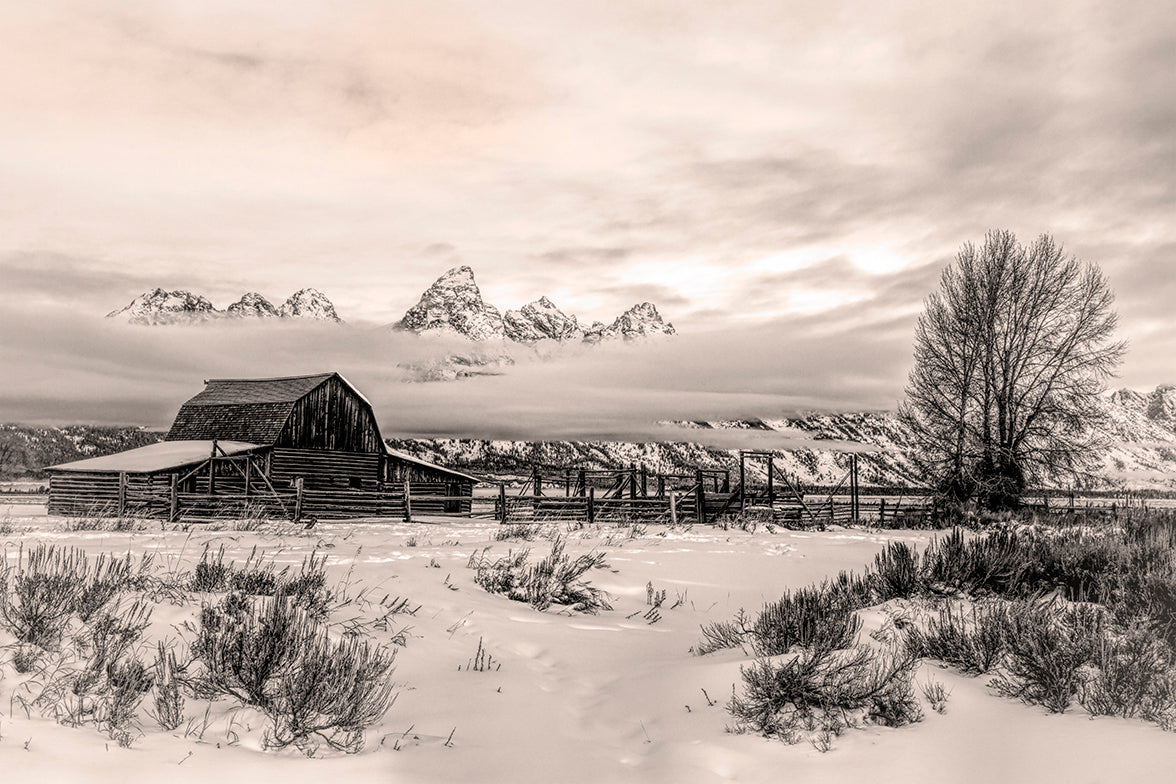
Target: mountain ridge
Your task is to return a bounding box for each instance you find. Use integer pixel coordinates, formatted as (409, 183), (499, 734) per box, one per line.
(107, 287), (342, 324)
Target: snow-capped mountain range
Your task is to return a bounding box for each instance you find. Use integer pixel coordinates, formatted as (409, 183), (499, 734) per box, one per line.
(387, 385), (1176, 491)
(396, 265), (675, 344)
(107, 288), (341, 325)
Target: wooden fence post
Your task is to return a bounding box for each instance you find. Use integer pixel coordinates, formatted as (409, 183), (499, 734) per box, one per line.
(118, 472), (127, 519)
(739, 453), (746, 513)
(294, 477), (304, 523)
(587, 487), (595, 525)
(169, 473), (178, 523)
(578, 469), (586, 496)
(766, 456), (774, 509)
(244, 458), (252, 499)
(657, 475), (665, 498)
(640, 464), (648, 498)
(534, 469), (543, 497)
(498, 482), (507, 522)
(403, 479), (412, 523)
(695, 469), (706, 524)
(629, 464), (637, 500)
(669, 490), (678, 526)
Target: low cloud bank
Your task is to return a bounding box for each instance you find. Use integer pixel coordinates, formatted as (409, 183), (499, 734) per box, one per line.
(0, 300), (911, 442)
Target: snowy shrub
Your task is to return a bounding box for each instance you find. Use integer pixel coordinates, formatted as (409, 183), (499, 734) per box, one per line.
(469, 537), (611, 613)
(871, 541), (922, 600)
(748, 586), (862, 657)
(990, 601), (1105, 713)
(186, 592), (397, 754)
(0, 545), (146, 648)
(1080, 627), (1176, 728)
(729, 644), (921, 742)
(149, 640), (185, 731)
(904, 602), (1011, 674)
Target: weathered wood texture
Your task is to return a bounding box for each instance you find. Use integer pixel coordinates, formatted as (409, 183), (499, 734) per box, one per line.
(275, 376), (383, 453)
(269, 447), (381, 488)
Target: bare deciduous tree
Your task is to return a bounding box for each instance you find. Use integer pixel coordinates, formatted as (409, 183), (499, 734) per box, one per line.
(900, 230), (1125, 510)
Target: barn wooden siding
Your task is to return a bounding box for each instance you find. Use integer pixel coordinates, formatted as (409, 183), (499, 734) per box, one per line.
(270, 447), (381, 488)
(276, 376), (383, 453)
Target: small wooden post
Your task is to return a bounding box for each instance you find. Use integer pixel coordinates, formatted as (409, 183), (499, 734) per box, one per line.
(695, 468), (706, 524)
(669, 490), (678, 526)
(169, 473), (178, 523)
(850, 454), (859, 524)
(722, 470), (730, 493)
(403, 479), (412, 523)
(244, 458), (252, 499)
(879, 498), (887, 526)
(587, 487), (596, 525)
(629, 464), (637, 500)
(294, 477), (304, 523)
(739, 452), (746, 512)
(565, 469), (570, 498)
(534, 469), (542, 497)
(657, 475), (665, 498)
(498, 482), (507, 522)
(766, 455), (774, 509)
(578, 469), (586, 496)
(118, 472), (127, 519)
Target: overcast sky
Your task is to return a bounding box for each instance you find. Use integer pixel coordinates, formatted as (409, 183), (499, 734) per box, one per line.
(1, 0), (1172, 436)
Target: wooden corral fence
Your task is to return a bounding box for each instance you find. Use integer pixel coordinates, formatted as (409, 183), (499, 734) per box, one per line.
(488, 458), (934, 528)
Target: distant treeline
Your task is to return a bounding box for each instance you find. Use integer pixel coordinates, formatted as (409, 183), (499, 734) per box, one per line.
(0, 425), (162, 479)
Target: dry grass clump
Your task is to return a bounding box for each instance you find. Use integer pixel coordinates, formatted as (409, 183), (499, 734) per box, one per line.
(0, 544), (151, 649)
(904, 603), (1011, 674)
(188, 544), (332, 620)
(468, 536), (612, 613)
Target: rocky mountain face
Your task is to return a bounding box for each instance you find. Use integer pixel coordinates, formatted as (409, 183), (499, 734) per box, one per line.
(107, 288), (342, 324)
(503, 296), (583, 342)
(388, 387), (1176, 491)
(277, 288), (341, 322)
(226, 292), (279, 318)
(1111, 385), (1176, 433)
(105, 289), (219, 325)
(396, 266), (675, 345)
(398, 266), (506, 340)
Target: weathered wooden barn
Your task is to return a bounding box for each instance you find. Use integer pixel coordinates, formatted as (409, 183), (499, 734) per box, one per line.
(47, 372), (478, 521)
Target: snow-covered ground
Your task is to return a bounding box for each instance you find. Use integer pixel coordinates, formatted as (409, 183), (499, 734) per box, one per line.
(0, 509), (1174, 784)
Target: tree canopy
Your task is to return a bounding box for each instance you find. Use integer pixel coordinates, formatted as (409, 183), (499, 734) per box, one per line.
(900, 230), (1125, 510)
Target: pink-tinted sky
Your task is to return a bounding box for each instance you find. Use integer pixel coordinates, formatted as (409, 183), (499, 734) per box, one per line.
(1, 0), (1172, 435)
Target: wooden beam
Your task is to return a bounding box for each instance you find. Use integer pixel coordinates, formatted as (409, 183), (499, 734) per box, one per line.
(403, 479), (412, 523)
(118, 472), (127, 519)
(294, 477), (304, 523)
(169, 473), (178, 523)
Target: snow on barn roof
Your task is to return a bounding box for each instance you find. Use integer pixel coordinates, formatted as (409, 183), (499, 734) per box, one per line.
(47, 440), (263, 474)
(385, 445), (482, 484)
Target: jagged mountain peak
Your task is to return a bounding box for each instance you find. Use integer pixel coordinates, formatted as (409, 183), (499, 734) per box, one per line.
(503, 296), (582, 343)
(226, 292), (279, 318)
(279, 288), (341, 322)
(105, 288), (218, 325)
(108, 287), (342, 324)
(585, 301), (676, 342)
(397, 266), (505, 341)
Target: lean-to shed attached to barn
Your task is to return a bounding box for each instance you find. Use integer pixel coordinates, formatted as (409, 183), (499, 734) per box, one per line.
(47, 372), (478, 521)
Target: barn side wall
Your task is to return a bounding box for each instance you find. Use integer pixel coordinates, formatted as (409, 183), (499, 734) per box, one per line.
(270, 447), (381, 488)
(276, 377), (383, 453)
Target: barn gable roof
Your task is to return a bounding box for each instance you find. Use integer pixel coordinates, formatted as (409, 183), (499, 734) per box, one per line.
(166, 372), (371, 444)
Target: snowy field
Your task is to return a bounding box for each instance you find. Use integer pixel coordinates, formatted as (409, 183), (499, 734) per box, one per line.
(0, 508), (1174, 784)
